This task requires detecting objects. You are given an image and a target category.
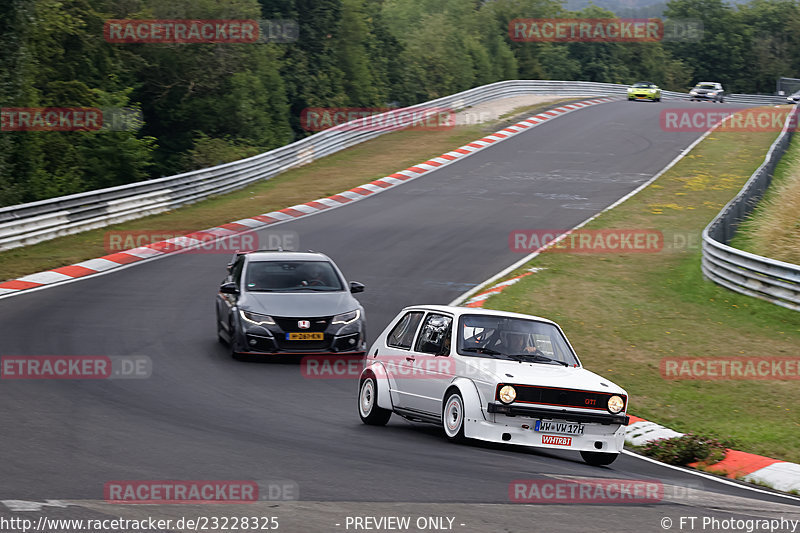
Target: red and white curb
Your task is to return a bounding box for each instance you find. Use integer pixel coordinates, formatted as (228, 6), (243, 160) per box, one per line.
(626, 415), (800, 493)
(0, 97), (614, 299)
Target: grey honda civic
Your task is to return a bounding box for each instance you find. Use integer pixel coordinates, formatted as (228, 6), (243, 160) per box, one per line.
(216, 250), (366, 358)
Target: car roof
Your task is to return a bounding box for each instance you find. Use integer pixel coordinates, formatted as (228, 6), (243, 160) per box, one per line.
(242, 250), (331, 262)
(697, 81), (722, 86)
(398, 304), (559, 326)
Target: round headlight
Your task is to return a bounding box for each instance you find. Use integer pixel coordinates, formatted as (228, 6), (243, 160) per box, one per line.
(607, 395), (625, 414)
(499, 385), (516, 404)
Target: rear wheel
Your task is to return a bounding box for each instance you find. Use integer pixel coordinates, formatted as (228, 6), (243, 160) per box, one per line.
(358, 375), (392, 426)
(442, 390), (466, 442)
(580, 451), (619, 466)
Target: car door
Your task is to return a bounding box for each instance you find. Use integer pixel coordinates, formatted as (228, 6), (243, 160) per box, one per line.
(401, 313), (453, 415)
(379, 311), (425, 409)
(217, 255), (245, 336)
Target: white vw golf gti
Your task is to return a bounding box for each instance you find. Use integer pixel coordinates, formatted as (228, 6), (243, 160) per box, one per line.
(357, 305), (629, 465)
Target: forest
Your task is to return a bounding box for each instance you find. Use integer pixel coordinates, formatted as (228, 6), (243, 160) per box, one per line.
(1, 0), (798, 206)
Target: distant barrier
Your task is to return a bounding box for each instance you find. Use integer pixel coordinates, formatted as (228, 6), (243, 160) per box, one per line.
(701, 106), (800, 311)
(0, 80), (786, 251)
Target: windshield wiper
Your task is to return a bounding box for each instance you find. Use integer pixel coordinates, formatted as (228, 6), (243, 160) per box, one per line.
(461, 347), (504, 358)
(505, 353), (570, 366)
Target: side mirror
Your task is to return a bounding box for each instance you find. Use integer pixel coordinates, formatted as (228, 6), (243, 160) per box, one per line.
(220, 282), (239, 295)
(349, 281), (365, 294)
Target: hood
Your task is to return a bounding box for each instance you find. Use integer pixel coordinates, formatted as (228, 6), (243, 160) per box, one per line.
(241, 291), (359, 318)
(461, 357), (626, 395)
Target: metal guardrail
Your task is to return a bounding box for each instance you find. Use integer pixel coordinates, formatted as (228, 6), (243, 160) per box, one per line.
(701, 106), (800, 311)
(0, 80), (787, 251)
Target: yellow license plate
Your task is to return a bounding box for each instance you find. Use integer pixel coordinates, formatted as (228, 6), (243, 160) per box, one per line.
(286, 332), (324, 341)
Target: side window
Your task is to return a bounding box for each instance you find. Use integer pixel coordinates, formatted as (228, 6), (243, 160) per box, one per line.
(387, 312), (424, 350)
(232, 258), (245, 285)
(415, 314), (453, 355)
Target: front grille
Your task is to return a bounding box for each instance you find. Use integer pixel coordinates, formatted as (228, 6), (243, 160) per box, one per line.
(245, 334), (277, 352)
(500, 384), (624, 412)
(273, 316), (331, 332)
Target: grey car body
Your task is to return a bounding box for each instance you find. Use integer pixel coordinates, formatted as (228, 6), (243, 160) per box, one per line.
(689, 82), (724, 102)
(216, 250), (366, 357)
(787, 90), (800, 104)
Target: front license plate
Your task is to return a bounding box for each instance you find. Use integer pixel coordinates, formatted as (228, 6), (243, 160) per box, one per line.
(286, 332), (324, 341)
(534, 419), (585, 435)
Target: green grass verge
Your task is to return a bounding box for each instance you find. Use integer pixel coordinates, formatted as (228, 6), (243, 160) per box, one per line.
(731, 126), (800, 264)
(482, 122), (800, 463)
(0, 98), (577, 281)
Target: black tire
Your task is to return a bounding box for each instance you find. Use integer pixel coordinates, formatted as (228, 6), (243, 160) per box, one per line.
(655, 97), (661, 102)
(580, 451), (619, 466)
(442, 389), (467, 442)
(720, 97), (724, 103)
(358, 375), (392, 426)
(228, 317), (243, 360)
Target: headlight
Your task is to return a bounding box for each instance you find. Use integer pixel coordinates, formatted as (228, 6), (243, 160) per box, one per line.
(498, 385), (516, 404)
(332, 309), (360, 325)
(690, 90), (697, 95)
(239, 310), (275, 326)
(607, 395), (625, 414)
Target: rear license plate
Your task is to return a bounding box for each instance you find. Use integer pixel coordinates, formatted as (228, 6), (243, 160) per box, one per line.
(286, 332), (324, 341)
(534, 420), (585, 435)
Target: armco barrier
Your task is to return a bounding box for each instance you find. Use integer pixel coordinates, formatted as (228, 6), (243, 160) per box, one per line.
(701, 106), (800, 311)
(0, 80), (786, 251)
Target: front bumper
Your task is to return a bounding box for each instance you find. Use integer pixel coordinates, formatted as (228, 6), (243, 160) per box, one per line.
(487, 403), (629, 425)
(628, 92), (658, 99)
(691, 93), (718, 100)
(466, 405), (626, 452)
(233, 312), (366, 355)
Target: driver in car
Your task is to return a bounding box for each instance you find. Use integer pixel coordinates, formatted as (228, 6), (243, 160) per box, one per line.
(301, 263), (327, 286)
(500, 330), (545, 357)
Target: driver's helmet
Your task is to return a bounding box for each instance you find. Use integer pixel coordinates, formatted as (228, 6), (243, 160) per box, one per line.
(499, 330), (531, 352)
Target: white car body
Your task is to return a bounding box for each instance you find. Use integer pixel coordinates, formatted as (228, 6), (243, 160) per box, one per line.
(357, 305), (629, 465)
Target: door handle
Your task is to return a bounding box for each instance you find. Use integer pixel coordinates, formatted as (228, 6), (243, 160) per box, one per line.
(406, 356), (416, 362)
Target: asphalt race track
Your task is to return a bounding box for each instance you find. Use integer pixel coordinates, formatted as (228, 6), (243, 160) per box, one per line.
(1, 99), (798, 531)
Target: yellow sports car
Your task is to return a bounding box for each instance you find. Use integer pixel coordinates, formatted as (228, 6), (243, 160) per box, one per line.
(627, 81), (661, 102)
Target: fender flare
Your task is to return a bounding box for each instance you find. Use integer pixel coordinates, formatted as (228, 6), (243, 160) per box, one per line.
(360, 362), (393, 411)
(444, 377), (486, 438)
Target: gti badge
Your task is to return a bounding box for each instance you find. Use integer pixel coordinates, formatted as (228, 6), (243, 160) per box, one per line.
(298, 320), (311, 329)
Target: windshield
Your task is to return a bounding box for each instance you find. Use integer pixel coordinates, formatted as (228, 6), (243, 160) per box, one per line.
(632, 82), (654, 88)
(244, 261), (345, 292)
(457, 314), (579, 366)
(696, 84), (718, 90)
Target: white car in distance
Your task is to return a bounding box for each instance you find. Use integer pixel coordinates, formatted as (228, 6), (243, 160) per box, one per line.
(357, 305), (629, 466)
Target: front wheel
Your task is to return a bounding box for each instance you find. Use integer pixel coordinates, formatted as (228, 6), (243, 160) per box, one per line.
(580, 451), (619, 466)
(358, 376), (392, 426)
(442, 390), (466, 442)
